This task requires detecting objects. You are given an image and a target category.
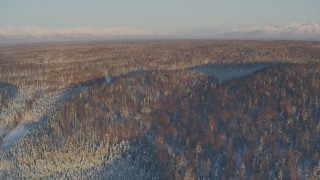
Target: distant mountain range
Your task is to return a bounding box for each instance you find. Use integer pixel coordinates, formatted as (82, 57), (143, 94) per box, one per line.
(0, 22), (319, 43)
(224, 22), (320, 35)
(186, 22), (320, 40)
(0, 26), (168, 44)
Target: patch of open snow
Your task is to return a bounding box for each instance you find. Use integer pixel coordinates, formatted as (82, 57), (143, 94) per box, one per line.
(1, 125), (29, 148)
(105, 75), (114, 84)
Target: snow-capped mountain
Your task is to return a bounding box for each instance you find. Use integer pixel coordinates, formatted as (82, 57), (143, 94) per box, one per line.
(225, 22), (320, 35)
(0, 26), (169, 44)
(216, 22), (320, 40)
(182, 22), (320, 40)
(0, 22), (319, 42)
(0, 26), (157, 39)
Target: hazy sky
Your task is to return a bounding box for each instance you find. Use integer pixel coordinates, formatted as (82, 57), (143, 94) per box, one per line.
(0, 0), (320, 41)
(1, 0), (319, 30)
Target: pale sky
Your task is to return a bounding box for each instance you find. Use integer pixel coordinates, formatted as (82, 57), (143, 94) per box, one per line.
(0, 0), (320, 41)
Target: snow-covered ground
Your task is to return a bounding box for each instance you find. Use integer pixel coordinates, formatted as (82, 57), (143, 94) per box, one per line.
(0, 87), (60, 148)
(0, 81), (97, 149)
(1, 124), (30, 148)
(0, 63), (280, 149)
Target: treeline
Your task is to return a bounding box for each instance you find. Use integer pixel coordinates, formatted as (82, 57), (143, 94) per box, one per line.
(1, 40), (320, 88)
